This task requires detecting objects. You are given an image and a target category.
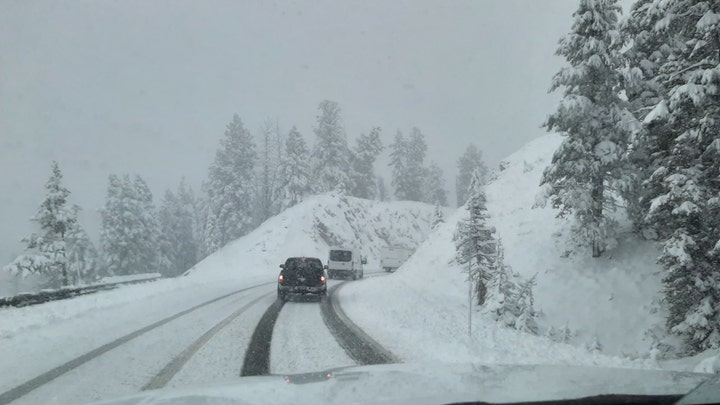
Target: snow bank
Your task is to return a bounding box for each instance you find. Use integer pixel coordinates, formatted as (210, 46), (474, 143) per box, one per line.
(339, 134), (675, 370)
(484, 134), (666, 358)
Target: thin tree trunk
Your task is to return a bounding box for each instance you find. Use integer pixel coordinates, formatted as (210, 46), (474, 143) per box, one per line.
(591, 175), (605, 258)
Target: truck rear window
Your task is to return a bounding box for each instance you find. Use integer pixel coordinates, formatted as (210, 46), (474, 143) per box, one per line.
(329, 250), (351, 262)
(284, 258), (323, 271)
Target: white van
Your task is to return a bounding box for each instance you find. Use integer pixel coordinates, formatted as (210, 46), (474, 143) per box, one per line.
(326, 247), (366, 280)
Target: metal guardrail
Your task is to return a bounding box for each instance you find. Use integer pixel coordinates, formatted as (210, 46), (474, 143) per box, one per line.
(0, 275), (162, 308)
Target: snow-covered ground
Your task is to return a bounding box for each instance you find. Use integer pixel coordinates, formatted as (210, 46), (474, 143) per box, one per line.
(338, 133), (718, 373)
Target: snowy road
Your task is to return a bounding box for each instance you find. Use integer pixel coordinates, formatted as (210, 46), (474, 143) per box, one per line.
(5, 286), (274, 405)
(270, 290), (354, 374)
(1, 273), (392, 404)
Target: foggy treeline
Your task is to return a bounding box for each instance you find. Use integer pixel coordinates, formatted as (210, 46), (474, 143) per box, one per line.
(4, 100), (488, 288)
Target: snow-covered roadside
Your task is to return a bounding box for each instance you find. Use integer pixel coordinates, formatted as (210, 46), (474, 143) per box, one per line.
(338, 210), (657, 370)
(0, 274), (272, 339)
(338, 133), (708, 373)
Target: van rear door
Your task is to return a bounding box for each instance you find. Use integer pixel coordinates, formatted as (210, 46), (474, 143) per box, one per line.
(328, 249), (352, 271)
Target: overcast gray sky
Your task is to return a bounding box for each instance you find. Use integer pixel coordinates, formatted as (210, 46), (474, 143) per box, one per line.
(1, 0), (611, 263)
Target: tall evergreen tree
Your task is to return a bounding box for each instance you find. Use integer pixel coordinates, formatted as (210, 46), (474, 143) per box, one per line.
(423, 162), (448, 206)
(456, 144), (488, 207)
(194, 184), (211, 259)
(454, 170), (497, 305)
(377, 176), (388, 202)
(432, 202), (445, 229)
(406, 127), (428, 201)
(204, 114), (257, 253)
(350, 127), (383, 199)
(389, 131), (410, 200)
(275, 126), (312, 211)
(134, 175), (162, 272)
(256, 118), (283, 223)
(311, 100), (351, 193)
(539, 0), (634, 257)
(620, 0), (675, 230)
(158, 179), (198, 277)
(100, 174), (161, 276)
(389, 127), (428, 201)
(5, 161), (77, 287)
(627, 0), (720, 353)
(65, 205), (98, 284)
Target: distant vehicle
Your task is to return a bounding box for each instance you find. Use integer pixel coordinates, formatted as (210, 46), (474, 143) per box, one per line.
(277, 257), (327, 302)
(380, 246), (414, 272)
(326, 247), (366, 280)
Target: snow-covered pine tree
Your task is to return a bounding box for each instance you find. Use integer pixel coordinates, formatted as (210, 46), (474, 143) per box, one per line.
(100, 175), (124, 276)
(423, 162), (448, 206)
(256, 118), (283, 223)
(389, 128), (428, 202)
(100, 174), (161, 276)
(132, 175), (162, 274)
(561, 323), (573, 344)
(456, 144), (488, 207)
(484, 239), (521, 327)
(515, 274), (539, 334)
(587, 333), (603, 353)
(195, 183), (212, 259)
(620, 0), (673, 230)
(176, 178), (199, 271)
(377, 176), (388, 202)
(349, 127), (383, 199)
(631, 0), (720, 354)
(539, 0), (634, 257)
(158, 180), (198, 277)
(432, 202), (445, 229)
(65, 205), (98, 284)
(204, 114), (257, 253)
(311, 100), (352, 193)
(454, 169), (497, 305)
(4, 161), (77, 287)
(545, 326), (558, 341)
(389, 131), (411, 200)
(406, 128), (428, 201)
(158, 189), (181, 277)
(275, 126), (312, 211)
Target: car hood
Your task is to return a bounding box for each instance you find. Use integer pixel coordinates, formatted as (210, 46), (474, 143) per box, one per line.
(90, 362), (715, 405)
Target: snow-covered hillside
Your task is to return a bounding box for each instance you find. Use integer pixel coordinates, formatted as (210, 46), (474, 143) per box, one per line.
(484, 135), (666, 357)
(338, 134), (712, 371)
(186, 192), (442, 281)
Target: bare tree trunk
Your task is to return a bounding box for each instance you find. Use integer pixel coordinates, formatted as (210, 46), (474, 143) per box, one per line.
(591, 175), (605, 258)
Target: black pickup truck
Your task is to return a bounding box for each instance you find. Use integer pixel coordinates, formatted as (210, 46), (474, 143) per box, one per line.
(277, 257), (327, 302)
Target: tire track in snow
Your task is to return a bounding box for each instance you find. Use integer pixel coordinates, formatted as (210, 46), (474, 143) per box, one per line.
(0, 281), (274, 405)
(241, 276), (397, 377)
(142, 291), (274, 390)
(269, 297), (354, 374)
(320, 282), (399, 365)
(240, 299), (285, 376)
